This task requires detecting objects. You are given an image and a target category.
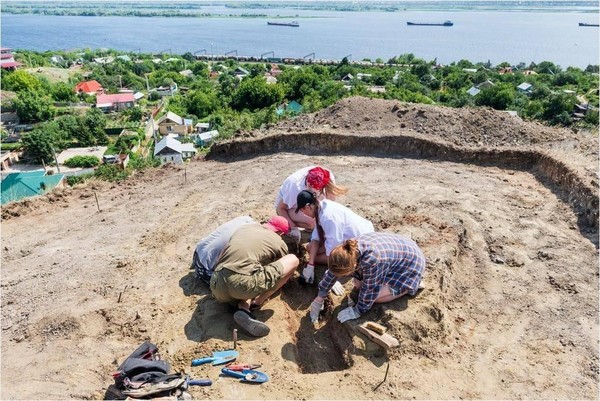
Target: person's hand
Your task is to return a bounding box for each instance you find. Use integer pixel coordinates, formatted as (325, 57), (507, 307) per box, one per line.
(337, 306), (361, 323)
(309, 297), (324, 323)
(302, 263), (315, 284)
(331, 280), (345, 296)
(289, 227), (301, 243)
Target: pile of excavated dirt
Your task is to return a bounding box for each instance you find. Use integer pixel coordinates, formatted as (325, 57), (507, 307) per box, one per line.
(1, 97), (598, 400)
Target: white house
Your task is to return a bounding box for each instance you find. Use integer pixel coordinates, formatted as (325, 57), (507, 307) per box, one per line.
(467, 86), (481, 96)
(50, 55), (65, 64)
(153, 136), (196, 164)
(194, 122), (210, 133)
(517, 82), (533, 93)
(192, 130), (220, 146)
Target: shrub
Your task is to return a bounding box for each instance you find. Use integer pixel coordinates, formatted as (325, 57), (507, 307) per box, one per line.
(94, 164), (129, 182)
(64, 155), (100, 168)
(66, 173), (94, 186)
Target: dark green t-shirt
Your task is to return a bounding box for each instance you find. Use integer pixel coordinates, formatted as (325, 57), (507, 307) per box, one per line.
(215, 224), (288, 275)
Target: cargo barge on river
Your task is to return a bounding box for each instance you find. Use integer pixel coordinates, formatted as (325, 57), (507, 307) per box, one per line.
(267, 21), (300, 27)
(407, 20), (453, 26)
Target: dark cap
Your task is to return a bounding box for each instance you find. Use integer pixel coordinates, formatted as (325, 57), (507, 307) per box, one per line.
(295, 190), (317, 214)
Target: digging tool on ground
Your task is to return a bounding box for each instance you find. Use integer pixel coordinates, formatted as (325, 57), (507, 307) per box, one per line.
(191, 350), (239, 366)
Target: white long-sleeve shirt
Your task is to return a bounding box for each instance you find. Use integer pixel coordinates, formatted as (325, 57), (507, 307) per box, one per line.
(310, 199), (374, 255)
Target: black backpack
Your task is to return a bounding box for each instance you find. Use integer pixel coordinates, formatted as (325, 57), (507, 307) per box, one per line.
(112, 341), (170, 388)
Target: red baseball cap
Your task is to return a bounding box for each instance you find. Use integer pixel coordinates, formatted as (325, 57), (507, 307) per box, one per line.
(264, 216), (290, 235)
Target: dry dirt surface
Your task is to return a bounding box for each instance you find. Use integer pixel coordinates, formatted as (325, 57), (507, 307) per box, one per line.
(1, 97), (598, 400)
(25, 67), (74, 83)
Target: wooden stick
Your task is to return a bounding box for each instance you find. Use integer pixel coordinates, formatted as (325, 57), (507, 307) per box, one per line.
(233, 329), (238, 349)
(94, 191), (101, 212)
(373, 362), (390, 391)
(383, 362), (390, 382)
(117, 285), (128, 303)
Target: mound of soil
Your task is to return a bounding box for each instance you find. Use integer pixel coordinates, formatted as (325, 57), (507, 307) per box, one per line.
(1, 97), (598, 400)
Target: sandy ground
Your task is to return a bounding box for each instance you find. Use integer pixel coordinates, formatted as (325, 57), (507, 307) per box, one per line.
(1, 98), (598, 400)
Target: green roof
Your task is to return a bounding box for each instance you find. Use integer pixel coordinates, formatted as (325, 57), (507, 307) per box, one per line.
(276, 100), (303, 115)
(1, 171), (65, 205)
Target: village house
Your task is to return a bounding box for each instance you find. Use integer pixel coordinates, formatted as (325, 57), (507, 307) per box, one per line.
(269, 64), (282, 77)
(191, 130), (220, 147)
(233, 67), (249, 79)
(0, 48), (23, 70)
(96, 93), (135, 112)
(154, 83), (178, 97)
(50, 55), (65, 64)
(75, 80), (104, 96)
(194, 122), (210, 133)
(93, 56), (114, 65)
(153, 136), (197, 164)
(156, 111), (193, 136)
(517, 82), (533, 94)
(265, 75), (278, 84)
(467, 86), (481, 96)
(478, 79), (495, 89)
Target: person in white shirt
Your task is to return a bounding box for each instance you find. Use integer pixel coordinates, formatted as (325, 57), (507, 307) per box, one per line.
(274, 166), (348, 241)
(294, 190), (374, 284)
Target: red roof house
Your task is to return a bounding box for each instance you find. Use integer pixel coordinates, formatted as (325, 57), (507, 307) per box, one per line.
(0, 48), (23, 70)
(75, 80), (104, 95)
(96, 93), (135, 112)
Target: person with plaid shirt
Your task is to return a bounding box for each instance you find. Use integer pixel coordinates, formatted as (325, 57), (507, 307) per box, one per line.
(309, 232), (426, 323)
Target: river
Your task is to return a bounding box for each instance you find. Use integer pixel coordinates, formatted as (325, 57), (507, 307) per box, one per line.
(2, 7), (599, 68)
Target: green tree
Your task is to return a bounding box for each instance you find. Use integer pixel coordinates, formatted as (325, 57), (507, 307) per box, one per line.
(542, 93), (576, 125)
(552, 72), (578, 87)
(83, 108), (109, 145)
(475, 85), (514, 110)
(182, 52), (195, 62)
(411, 63), (431, 78)
(218, 73), (237, 100)
(165, 94), (188, 117)
(21, 128), (56, 163)
(278, 68), (322, 100)
(535, 61), (561, 75)
(191, 62), (209, 77)
(231, 76), (284, 111)
(125, 106), (144, 122)
(13, 90), (55, 123)
(1, 70), (42, 92)
(186, 90), (220, 119)
(52, 82), (77, 102)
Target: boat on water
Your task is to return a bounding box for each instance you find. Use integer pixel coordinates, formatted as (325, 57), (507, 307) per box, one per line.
(578, 22), (599, 27)
(407, 20), (453, 26)
(267, 21), (300, 27)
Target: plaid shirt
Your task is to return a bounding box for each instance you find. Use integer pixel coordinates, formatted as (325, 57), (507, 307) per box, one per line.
(318, 232), (426, 315)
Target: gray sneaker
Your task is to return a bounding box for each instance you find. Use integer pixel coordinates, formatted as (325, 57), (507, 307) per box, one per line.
(233, 309), (270, 337)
